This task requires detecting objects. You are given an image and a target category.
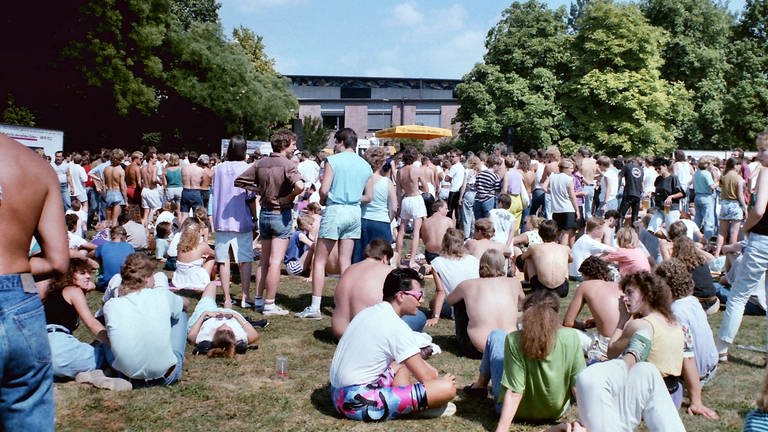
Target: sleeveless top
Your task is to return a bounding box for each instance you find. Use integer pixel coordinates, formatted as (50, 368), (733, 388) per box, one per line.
(362, 176), (391, 223)
(44, 289), (79, 332)
(720, 170), (741, 200)
(549, 172), (575, 213)
(505, 169), (522, 195)
(751, 197), (768, 236)
(165, 167), (182, 187)
(643, 314), (683, 377)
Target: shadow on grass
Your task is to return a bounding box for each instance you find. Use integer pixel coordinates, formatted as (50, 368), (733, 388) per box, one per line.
(310, 383), (340, 419)
(431, 334), (462, 357)
(275, 293), (335, 314)
(727, 354), (765, 369)
(454, 397), (498, 430)
(313, 327), (338, 345)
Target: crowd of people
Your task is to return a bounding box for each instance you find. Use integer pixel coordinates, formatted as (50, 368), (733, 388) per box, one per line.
(2, 127), (768, 430)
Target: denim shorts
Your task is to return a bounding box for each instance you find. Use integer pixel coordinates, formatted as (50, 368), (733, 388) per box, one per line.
(319, 205), (362, 240)
(719, 199), (744, 221)
(180, 189), (203, 213)
(259, 209), (293, 240)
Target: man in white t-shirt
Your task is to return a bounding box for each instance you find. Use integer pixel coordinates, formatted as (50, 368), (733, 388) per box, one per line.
(597, 155), (619, 216)
(329, 268), (457, 421)
(103, 253), (188, 388)
(51, 151), (74, 210)
(297, 150), (320, 188)
(570, 217), (615, 279)
(444, 150), (465, 222)
(68, 153), (89, 208)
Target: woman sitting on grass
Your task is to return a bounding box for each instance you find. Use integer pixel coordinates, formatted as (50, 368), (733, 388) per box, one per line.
(187, 282), (260, 358)
(602, 227), (652, 276)
(672, 236), (719, 314)
(172, 219), (215, 291)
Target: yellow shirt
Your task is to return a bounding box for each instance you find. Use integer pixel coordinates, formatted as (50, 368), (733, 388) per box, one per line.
(643, 314), (684, 377)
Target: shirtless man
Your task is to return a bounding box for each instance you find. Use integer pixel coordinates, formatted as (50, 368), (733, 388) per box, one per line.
(563, 256), (621, 362)
(579, 147), (598, 220)
(0, 133), (70, 430)
(103, 149), (127, 228)
(396, 147), (431, 269)
(446, 249), (524, 359)
(519, 219), (572, 298)
(140, 151), (162, 226)
(124, 151), (143, 206)
(198, 154), (213, 210)
(465, 218), (506, 260)
(419, 200), (453, 264)
(331, 239), (426, 339)
(180, 151), (205, 223)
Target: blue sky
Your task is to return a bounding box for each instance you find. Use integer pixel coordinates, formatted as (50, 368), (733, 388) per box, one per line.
(219, 0), (747, 80)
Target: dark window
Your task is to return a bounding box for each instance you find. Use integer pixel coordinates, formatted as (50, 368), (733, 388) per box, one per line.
(340, 87), (371, 99)
(322, 114), (345, 130)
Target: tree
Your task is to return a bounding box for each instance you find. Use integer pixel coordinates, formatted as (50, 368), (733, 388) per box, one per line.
(454, 1), (572, 153)
(2, 94), (36, 127)
(232, 26), (278, 76)
(300, 115), (331, 154)
(564, 0), (693, 155)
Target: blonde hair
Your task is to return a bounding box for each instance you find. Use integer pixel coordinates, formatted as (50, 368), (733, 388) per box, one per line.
(441, 228), (466, 258)
(466, 155), (482, 172)
(178, 219), (202, 254)
(616, 227), (639, 248)
(479, 249), (506, 278)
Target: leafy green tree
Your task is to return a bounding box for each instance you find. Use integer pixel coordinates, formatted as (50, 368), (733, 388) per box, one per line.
(454, 1), (571, 153)
(232, 26), (278, 75)
(2, 94), (36, 127)
(171, 0), (219, 30)
(300, 115), (331, 154)
(564, 0), (693, 155)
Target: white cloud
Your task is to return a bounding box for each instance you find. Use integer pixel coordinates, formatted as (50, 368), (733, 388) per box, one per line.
(432, 4), (467, 32)
(389, 3), (423, 26)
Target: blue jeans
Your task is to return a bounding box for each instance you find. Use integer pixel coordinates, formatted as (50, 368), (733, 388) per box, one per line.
(718, 232), (768, 346)
(0, 274), (54, 431)
(462, 190), (476, 239)
(401, 310), (427, 332)
(582, 185), (596, 220)
(353, 218), (392, 264)
(530, 188), (545, 217)
(479, 329), (507, 413)
(473, 197), (495, 221)
(694, 194), (716, 241)
(59, 183), (71, 211)
(87, 187), (106, 228)
(47, 327), (105, 379)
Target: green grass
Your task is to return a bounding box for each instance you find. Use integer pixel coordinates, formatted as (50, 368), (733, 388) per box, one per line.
(57, 268), (764, 431)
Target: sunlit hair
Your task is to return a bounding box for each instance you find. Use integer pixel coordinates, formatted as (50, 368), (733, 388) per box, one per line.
(519, 290), (560, 360)
(672, 236), (707, 270)
(441, 228), (466, 258)
(619, 271), (675, 322)
(208, 328), (237, 359)
(178, 219), (203, 254)
(305, 202), (322, 215)
(525, 215), (542, 229)
(118, 253), (155, 295)
(517, 153), (531, 171)
(50, 258), (95, 293)
(474, 219), (495, 239)
(271, 128), (297, 152)
(168, 153), (180, 166)
(110, 149), (125, 165)
(667, 220), (688, 241)
(432, 200), (447, 213)
(615, 227), (639, 248)
(504, 155), (516, 169)
(579, 256), (612, 281)
(365, 146), (389, 171)
(193, 206), (210, 232)
(479, 249), (506, 278)
(655, 259), (694, 300)
(466, 155), (482, 172)
(110, 225), (127, 241)
(585, 217), (605, 233)
(364, 238), (394, 261)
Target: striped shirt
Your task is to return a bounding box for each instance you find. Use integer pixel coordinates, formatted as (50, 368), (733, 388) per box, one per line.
(744, 409), (768, 432)
(475, 169), (501, 202)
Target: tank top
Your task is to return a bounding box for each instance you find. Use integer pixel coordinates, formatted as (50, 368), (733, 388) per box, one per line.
(750, 196), (768, 235)
(549, 172), (575, 213)
(720, 170), (741, 200)
(505, 169), (522, 194)
(643, 314), (683, 377)
(361, 176), (391, 223)
(165, 167), (182, 187)
(44, 289), (79, 332)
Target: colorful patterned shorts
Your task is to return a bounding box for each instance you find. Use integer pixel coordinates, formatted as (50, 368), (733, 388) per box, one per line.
(331, 367), (427, 421)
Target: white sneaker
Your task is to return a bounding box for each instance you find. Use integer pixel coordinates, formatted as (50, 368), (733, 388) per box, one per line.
(240, 299), (255, 310)
(75, 370), (132, 391)
(417, 402), (456, 418)
(262, 304), (290, 316)
(294, 306), (322, 320)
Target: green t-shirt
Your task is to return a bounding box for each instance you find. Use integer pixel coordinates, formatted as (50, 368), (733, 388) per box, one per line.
(499, 328), (586, 421)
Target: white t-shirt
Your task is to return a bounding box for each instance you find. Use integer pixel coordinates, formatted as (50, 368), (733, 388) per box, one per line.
(599, 168), (619, 203)
(447, 162), (465, 192)
(489, 208), (514, 245)
(196, 316), (247, 344)
(51, 161), (70, 184)
(431, 254), (479, 295)
(104, 288), (183, 379)
(330, 302), (423, 387)
(570, 235), (612, 277)
(66, 209), (88, 237)
(69, 163), (88, 198)
(549, 172), (575, 213)
(643, 166), (658, 195)
(298, 160), (321, 187)
(68, 232), (88, 250)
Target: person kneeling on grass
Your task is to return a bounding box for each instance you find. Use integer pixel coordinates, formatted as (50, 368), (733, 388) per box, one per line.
(103, 253), (189, 388)
(329, 268), (457, 421)
(187, 282), (260, 358)
(283, 214), (315, 277)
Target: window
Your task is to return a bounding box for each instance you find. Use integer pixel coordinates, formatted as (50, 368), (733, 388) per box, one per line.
(415, 112), (441, 128)
(340, 87), (371, 99)
(322, 114), (345, 130)
(367, 111), (392, 131)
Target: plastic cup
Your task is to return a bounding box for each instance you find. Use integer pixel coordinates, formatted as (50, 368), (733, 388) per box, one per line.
(276, 356), (288, 380)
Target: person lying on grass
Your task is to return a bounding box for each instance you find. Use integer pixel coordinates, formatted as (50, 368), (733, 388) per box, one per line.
(187, 281), (260, 358)
(329, 268), (457, 421)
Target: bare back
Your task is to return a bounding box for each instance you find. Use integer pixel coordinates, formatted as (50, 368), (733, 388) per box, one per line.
(397, 164), (428, 197)
(466, 238), (506, 260)
(125, 163), (141, 188)
(104, 164), (125, 191)
(526, 242), (570, 287)
(331, 258), (392, 339)
(141, 164), (159, 189)
(579, 280), (621, 336)
(182, 164), (205, 189)
(0, 135), (68, 276)
(201, 167), (213, 189)
(457, 277), (524, 352)
(420, 214), (453, 254)
(580, 157), (597, 185)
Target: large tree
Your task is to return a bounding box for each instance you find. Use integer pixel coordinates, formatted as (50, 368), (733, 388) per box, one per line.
(563, 0), (693, 155)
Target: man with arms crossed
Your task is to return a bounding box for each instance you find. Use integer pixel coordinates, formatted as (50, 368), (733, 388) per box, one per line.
(332, 240), (426, 339)
(297, 128), (372, 320)
(395, 146), (430, 270)
(236, 130), (303, 315)
(0, 134), (69, 430)
(330, 268), (457, 421)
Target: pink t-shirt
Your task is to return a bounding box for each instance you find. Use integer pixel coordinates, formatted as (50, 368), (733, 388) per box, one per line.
(603, 247), (650, 275)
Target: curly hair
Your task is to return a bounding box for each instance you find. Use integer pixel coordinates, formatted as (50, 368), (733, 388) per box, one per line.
(479, 249), (506, 278)
(364, 146), (389, 171)
(50, 258), (96, 293)
(578, 256), (612, 281)
(672, 236), (707, 270)
(654, 259), (694, 299)
(619, 271), (675, 322)
(207, 328), (237, 359)
(519, 290), (560, 360)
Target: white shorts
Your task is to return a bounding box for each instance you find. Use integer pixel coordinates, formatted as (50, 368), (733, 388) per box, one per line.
(172, 260), (210, 290)
(141, 187), (162, 209)
(400, 195), (427, 222)
(214, 231), (254, 263)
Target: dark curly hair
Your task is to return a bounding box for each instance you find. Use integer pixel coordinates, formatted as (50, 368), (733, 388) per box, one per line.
(619, 271), (675, 322)
(654, 259), (694, 300)
(50, 258), (96, 293)
(579, 256), (612, 281)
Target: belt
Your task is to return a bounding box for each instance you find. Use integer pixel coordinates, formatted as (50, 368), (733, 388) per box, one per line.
(47, 325), (71, 335)
(128, 364), (176, 386)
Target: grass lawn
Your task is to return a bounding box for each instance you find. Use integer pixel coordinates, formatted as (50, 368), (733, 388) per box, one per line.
(56, 266), (765, 431)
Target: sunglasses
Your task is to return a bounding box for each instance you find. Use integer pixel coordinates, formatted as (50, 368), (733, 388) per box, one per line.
(402, 290), (424, 301)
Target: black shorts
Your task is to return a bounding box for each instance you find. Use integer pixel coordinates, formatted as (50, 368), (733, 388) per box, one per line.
(530, 275), (569, 298)
(553, 212), (579, 230)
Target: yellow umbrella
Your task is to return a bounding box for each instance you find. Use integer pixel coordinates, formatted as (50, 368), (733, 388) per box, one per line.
(375, 125), (453, 140)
